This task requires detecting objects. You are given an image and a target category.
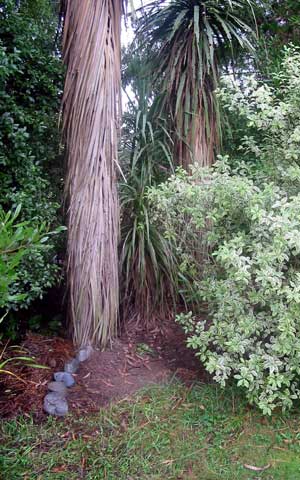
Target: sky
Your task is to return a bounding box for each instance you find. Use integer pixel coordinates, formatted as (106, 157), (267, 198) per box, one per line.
(121, 1), (149, 107)
(121, 0), (152, 46)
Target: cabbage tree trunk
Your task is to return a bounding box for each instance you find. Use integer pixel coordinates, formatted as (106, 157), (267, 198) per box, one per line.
(62, 0), (122, 347)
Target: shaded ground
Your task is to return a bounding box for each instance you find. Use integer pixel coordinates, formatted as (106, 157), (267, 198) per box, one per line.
(0, 319), (208, 419)
(0, 334), (74, 419)
(68, 320), (209, 413)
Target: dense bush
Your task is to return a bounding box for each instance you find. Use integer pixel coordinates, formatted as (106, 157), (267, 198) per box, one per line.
(0, 205), (64, 312)
(219, 46), (300, 194)
(0, 1), (62, 214)
(150, 163), (300, 413)
(149, 48), (300, 412)
(0, 1), (64, 313)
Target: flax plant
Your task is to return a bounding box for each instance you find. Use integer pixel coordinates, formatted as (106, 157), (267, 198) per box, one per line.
(120, 83), (177, 324)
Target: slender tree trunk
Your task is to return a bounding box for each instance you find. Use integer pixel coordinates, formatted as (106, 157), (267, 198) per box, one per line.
(174, 111), (217, 170)
(62, 0), (122, 347)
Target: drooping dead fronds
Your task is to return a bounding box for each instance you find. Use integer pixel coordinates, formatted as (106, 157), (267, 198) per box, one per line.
(139, 0), (255, 169)
(62, 0), (122, 347)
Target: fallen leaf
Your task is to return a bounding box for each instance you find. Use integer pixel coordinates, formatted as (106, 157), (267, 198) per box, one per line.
(243, 463), (271, 472)
(52, 466), (67, 473)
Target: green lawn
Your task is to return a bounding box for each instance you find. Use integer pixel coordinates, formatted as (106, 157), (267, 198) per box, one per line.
(1, 382), (300, 479)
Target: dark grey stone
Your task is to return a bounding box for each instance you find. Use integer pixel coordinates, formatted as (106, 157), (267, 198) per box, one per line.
(76, 345), (94, 362)
(43, 392), (68, 416)
(47, 381), (67, 396)
(54, 371), (75, 387)
(64, 358), (80, 374)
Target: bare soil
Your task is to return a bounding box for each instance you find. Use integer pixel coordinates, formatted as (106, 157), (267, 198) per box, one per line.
(0, 319), (209, 419)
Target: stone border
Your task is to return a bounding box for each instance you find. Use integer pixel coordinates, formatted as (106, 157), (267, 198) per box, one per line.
(43, 345), (94, 416)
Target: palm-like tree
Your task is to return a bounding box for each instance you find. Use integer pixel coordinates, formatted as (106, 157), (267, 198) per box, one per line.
(140, 0), (255, 169)
(62, 0), (123, 347)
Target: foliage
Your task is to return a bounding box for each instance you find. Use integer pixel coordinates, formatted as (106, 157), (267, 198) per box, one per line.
(120, 77), (178, 322)
(0, 0), (62, 217)
(2, 382), (300, 478)
(120, 174), (178, 323)
(259, 0), (300, 70)
(0, 0), (64, 317)
(120, 0), (255, 325)
(219, 46), (300, 193)
(149, 160), (300, 413)
(0, 205), (65, 312)
(137, 0), (256, 168)
(0, 336), (48, 381)
(263, 0), (300, 44)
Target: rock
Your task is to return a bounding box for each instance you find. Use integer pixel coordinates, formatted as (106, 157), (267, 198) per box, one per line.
(76, 345), (94, 362)
(54, 371), (75, 387)
(47, 381), (67, 396)
(64, 358), (79, 374)
(43, 392), (68, 416)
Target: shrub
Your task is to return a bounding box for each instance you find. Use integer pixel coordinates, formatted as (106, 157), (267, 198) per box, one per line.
(0, 1), (64, 313)
(219, 45), (300, 194)
(0, 1), (62, 215)
(149, 163), (300, 413)
(0, 205), (65, 312)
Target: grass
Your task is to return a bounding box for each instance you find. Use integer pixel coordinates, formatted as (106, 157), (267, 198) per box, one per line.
(1, 382), (300, 479)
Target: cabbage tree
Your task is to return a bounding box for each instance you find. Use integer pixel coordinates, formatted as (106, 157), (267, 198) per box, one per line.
(140, 0), (256, 169)
(62, 0), (123, 347)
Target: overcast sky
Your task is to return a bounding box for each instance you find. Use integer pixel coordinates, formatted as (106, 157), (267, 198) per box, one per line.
(121, 0), (152, 46)
(121, 0), (154, 108)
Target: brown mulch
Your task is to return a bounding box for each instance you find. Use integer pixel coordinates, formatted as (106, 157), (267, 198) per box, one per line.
(0, 319), (209, 420)
(0, 334), (74, 420)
